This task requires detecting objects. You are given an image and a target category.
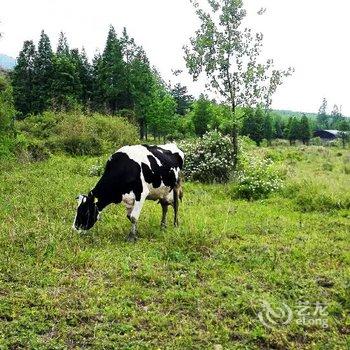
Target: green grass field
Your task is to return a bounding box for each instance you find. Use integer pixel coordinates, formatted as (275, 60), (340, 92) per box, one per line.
(0, 147), (349, 349)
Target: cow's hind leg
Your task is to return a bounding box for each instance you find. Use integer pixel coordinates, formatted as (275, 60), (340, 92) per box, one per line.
(160, 200), (168, 229)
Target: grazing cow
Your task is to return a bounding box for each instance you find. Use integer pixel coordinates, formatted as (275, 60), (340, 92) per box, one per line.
(73, 144), (184, 241)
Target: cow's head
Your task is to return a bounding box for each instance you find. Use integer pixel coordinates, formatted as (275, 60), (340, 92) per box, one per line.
(73, 193), (99, 231)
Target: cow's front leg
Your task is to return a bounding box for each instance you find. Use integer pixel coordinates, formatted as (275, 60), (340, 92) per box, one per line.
(127, 191), (148, 242)
(127, 217), (138, 242)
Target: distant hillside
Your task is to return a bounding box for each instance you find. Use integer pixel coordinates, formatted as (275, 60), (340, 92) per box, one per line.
(0, 54), (16, 70)
(273, 109), (318, 120)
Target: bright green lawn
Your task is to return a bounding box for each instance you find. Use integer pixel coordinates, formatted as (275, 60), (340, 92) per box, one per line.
(0, 147), (349, 349)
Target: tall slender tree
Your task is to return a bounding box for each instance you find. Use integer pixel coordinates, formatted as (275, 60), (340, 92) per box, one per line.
(95, 26), (128, 113)
(184, 0), (292, 168)
(32, 30), (54, 114)
(71, 48), (93, 107)
(288, 117), (299, 145)
(299, 114), (311, 145)
(317, 97), (329, 129)
(12, 40), (36, 117)
(56, 32), (70, 55)
(192, 94), (213, 136)
(171, 83), (194, 116)
(264, 113), (274, 145)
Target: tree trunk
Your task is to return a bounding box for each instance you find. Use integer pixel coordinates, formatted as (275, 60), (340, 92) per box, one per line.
(230, 103), (238, 170)
(139, 118), (145, 140)
(232, 123), (238, 170)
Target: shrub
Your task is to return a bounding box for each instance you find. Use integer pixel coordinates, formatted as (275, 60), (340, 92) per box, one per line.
(310, 137), (322, 146)
(180, 131), (234, 183)
(14, 134), (51, 162)
(49, 135), (103, 156)
(16, 112), (139, 156)
(0, 134), (16, 159)
(233, 157), (284, 200)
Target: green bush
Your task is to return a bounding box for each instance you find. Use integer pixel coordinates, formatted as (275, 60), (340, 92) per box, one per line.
(233, 157), (284, 200)
(14, 134), (51, 162)
(48, 135), (103, 156)
(0, 134), (16, 159)
(180, 131), (234, 183)
(16, 112), (139, 156)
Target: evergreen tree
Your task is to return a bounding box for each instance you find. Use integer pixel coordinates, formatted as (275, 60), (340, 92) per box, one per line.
(288, 117), (299, 145)
(338, 119), (350, 148)
(71, 48), (93, 107)
(32, 30), (54, 114)
(192, 95), (212, 136)
(51, 34), (83, 110)
(12, 40), (36, 117)
(95, 26), (128, 113)
(56, 32), (69, 55)
(171, 83), (193, 116)
(129, 48), (155, 139)
(242, 107), (265, 146)
(91, 53), (104, 110)
(51, 52), (81, 111)
(146, 70), (178, 140)
(274, 117), (285, 139)
(264, 113), (274, 145)
(299, 114), (311, 145)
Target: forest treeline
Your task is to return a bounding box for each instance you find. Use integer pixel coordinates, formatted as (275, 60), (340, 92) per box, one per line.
(11, 26), (194, 139)
(2, 26), (350, 147)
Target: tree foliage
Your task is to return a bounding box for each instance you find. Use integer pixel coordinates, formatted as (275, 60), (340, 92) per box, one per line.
(184, 0), (293, 166)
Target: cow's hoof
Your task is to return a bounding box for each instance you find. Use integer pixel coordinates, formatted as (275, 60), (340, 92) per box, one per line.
(126, 234), (138, 243)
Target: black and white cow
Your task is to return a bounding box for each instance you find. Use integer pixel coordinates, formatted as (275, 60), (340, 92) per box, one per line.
(73, 144), (184, 241)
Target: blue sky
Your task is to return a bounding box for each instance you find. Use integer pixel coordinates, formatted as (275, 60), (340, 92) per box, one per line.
(1, 0), (349, 115)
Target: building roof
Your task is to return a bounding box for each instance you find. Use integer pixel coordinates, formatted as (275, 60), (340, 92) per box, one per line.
(324, 130), (341, 136)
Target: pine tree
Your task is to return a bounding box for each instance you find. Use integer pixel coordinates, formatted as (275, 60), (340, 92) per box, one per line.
(192, 95), (212, 136)
(57, 32), (70, 55)
(288, 117), (299, 145)
(32, 30), (54, 113)
(12, 40), (36, 117)
(71, 48), (93, 107)
(299, 114), (311, 145)
(274, 117), (285, 139)
(171, 83), (194, 116)
(242, 107), (265, 146)
(264, 113), (274, 145)
(91, 53), (104, 110)
(51, 33), (84, 110)
(95, 26), (128, 113)
(128, 47), (155, 139)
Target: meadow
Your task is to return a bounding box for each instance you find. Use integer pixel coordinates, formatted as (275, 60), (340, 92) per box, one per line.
(0, 146), (349, 349)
